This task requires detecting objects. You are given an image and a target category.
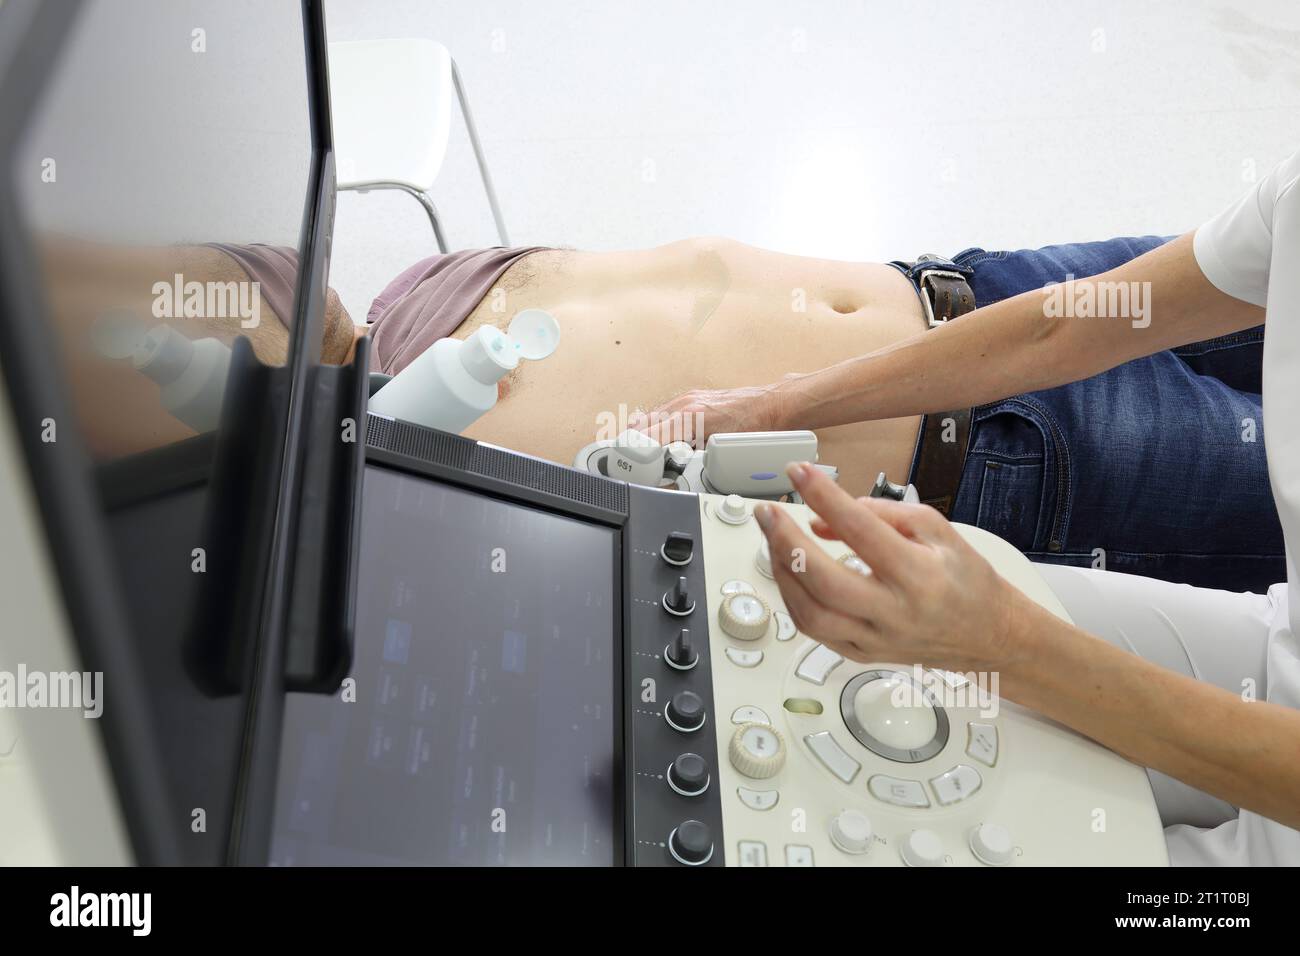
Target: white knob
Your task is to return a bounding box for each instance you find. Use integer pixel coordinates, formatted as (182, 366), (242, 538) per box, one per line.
(829, 809), (873, 856)
(718, 493), (751, 525)
(728, 722), (786, 779)
(755, 536), (774, 579)
(901, 829), (945, 867)
(853, 674), (938, 750)
(718, 591), (771, 642)
(969, 823), (1015, 866)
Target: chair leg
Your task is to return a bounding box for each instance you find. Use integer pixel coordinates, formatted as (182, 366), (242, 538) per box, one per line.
(342, 181), (450, 252)
(450, 59), (509, 246)
(410, 189), (450, 253)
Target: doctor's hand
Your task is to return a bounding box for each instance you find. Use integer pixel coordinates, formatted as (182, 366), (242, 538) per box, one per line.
(637, 374), (801, 446)
(755, 462), (1037, 674)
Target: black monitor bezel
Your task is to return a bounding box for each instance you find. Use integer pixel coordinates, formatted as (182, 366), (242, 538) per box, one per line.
(0, 0), (180, 865)
(0, 0), (339, 864)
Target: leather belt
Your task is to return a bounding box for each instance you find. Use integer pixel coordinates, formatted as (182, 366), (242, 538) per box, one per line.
(906, 255), (976, 517)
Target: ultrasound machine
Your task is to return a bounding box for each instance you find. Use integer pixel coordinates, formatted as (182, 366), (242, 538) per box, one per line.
(0, 1), (1168, 866)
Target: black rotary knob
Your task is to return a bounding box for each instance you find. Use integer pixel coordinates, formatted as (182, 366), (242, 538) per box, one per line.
(662, 576), (695, 616)
(667, 753), (711, 796)
(669, 819), (714, 866)
(664, 690), (706, 733)
(665, 628), (698, 670)
(661, 531), (694, 566)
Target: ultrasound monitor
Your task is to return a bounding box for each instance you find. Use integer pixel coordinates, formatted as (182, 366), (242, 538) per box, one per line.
(271, 465), (620, 866)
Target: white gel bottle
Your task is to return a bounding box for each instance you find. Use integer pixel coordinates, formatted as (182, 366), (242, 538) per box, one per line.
(133, 325), (232, 433)
(368, 308), (560, 433)
(92, 315), (232, 433)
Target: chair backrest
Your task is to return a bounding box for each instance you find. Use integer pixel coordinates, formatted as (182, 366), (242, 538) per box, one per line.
(327, 38), (453, 189)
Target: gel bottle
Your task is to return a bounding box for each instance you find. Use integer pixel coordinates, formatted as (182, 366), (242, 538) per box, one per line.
(368, 308), (559, 433)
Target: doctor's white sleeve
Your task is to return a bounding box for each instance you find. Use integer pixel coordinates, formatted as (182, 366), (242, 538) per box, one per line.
(1192, 149), (1300, 307)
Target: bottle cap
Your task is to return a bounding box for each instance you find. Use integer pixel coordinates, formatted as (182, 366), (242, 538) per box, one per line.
(133, 324), (195, 386)
(506, 308), (560, 361)
(460, 326), (519, 384)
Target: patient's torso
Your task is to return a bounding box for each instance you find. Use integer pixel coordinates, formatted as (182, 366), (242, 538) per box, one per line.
(450, 238), (928, 497)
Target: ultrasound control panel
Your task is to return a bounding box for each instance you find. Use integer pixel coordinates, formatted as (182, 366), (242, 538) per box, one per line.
(271, 421), (1168, 867)
(690, 492), (1169, 867)
(619, 486), (1168, 866)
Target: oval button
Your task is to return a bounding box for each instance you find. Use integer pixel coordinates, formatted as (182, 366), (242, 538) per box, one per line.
(724, 646), (764, 668)
(731, 705), (771, 725)
(737, 786), (780, 811)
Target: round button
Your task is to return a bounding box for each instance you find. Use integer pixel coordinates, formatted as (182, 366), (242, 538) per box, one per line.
(901, 829), (945, 867)
(668, 820), (714, 866)
(719, 591), (771, 642)
(755, 537), (774, 579)
(828, 809), (873, 855)
(969, 823), (1014, 866)
(667, 753), (710, 796)
(665, 690), (707, 733)
(728, 722), (786, 779)
(853, 674), (938, 751)
(717, 494), (751, 525)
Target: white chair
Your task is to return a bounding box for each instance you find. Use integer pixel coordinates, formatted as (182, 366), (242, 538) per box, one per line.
(327, 38), (509, 252)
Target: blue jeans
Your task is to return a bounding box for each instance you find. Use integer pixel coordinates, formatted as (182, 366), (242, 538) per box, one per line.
(891, 237), (1282, 594)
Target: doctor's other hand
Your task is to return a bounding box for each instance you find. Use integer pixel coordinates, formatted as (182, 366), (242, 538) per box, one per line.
(638, 374), (800, 446)
(755, 462), (1040, 675)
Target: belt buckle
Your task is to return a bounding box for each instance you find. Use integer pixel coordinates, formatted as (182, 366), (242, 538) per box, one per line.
(918, 268), (965, 329)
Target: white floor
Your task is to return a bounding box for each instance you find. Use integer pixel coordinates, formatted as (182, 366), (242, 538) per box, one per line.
(324, 0), (1300, 323)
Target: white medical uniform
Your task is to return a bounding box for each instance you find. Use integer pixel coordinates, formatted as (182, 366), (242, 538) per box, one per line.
(1036, 148), (1300, 866)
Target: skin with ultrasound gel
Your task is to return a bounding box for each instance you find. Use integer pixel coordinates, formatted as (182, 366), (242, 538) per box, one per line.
(368, 308), (560, 433)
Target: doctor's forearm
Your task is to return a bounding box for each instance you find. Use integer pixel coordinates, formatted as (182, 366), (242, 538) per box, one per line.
(773, 291), (1086, 429)
(1002, 603), (1300, 830)
(771, 233), (1263, 430)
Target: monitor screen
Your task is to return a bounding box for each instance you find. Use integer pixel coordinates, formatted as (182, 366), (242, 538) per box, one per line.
(270, 465), (621, 866)
(3, 0), (318, 861)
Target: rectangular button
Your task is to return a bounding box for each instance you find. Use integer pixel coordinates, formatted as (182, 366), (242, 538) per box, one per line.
(795, 644), (843, 685)
(738, 841), (768, 867)
(966, 722), (998, 767)
(785, 844), (815, 867)
(868, 774), (930, 808)
(803, 730), (861, 783)
(929, 764), (982, 805)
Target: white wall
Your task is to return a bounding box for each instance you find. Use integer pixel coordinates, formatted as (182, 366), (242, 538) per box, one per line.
(324, 0), (1300, 323)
